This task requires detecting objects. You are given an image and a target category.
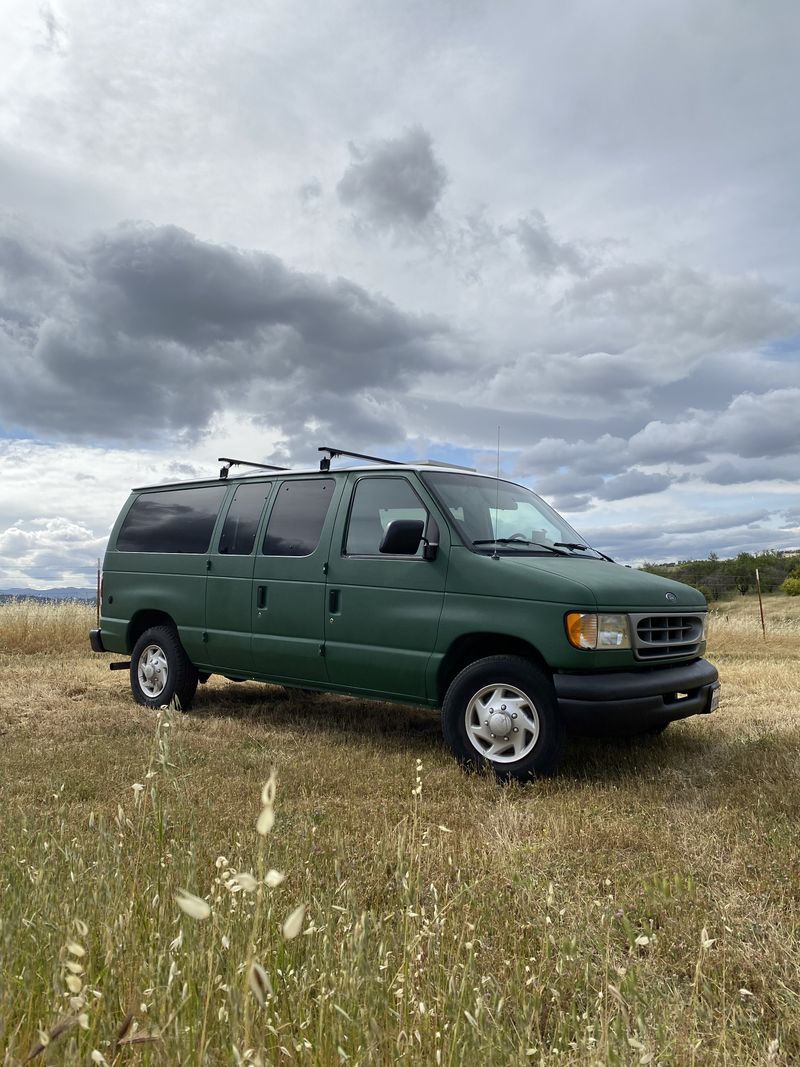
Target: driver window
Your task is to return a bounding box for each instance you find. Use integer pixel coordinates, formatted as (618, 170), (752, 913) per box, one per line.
(345, 477), (430, 557)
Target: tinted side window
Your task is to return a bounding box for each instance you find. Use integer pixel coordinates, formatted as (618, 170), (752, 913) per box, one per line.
(117, 486), (227, 553)
(262, 479), (335, 556)
(345, 477), (430, 556)
(218, 482), (271, 555)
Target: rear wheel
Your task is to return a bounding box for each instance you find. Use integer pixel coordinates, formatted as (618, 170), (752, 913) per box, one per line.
(130, 625), (198, 710)
(442, 655), (565, 780)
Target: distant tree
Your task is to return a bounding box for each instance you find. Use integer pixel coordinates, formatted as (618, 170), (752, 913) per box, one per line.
(639, 551), (798, 598)
(732, 552), (757, 595)
(758, 566), (783, 593)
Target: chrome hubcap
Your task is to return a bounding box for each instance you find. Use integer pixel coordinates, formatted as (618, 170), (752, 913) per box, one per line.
(465, 683), (540, 763)
(138, 644), (168, 699)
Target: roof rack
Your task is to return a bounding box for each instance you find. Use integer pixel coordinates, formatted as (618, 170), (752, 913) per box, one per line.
(218, 457), (290, 479)
(318, 446), (403, 472)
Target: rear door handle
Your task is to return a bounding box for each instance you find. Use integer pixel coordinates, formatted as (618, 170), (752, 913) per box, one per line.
(329, 588), (340, 614)
(257, 585), (267, 610)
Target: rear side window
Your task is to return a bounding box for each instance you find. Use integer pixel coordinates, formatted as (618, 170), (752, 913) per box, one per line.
(262, 479), (335, 556)
(116, 486), (227, 553)
(218, 482), (271, 555)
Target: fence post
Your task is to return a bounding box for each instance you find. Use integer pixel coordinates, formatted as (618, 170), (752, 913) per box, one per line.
(755, 567), (766, 640)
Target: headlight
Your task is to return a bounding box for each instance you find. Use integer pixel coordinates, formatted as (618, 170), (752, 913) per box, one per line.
(565, 612), (631, 650)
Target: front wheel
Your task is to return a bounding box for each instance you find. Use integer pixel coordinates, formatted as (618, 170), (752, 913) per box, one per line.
(442, 656), (565, 780)
(130, 625), (198, 710)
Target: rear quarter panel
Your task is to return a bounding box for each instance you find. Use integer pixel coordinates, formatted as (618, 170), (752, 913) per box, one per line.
(101, 550), (208, 659)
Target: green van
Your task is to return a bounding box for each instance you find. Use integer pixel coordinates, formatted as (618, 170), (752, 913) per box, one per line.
(90, 449), (720, 779)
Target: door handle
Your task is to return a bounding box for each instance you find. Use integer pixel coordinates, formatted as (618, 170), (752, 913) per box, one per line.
(328, 588), (340, 613)
(257, 585), (267, 610)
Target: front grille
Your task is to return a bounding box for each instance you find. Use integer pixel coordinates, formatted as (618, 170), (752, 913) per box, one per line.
(630, 613), (705, 660)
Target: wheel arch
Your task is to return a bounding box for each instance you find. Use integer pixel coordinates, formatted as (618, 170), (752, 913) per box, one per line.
(127, 609), (178, 653)
(436, 633), (551, 705)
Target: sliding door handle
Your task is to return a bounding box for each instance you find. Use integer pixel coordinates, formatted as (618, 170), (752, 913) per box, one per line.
(328, 588), (340, 613)
(257, 585), (267, 610)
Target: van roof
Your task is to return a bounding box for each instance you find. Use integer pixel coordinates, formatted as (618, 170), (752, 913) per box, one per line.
(133, 462), (496, 493)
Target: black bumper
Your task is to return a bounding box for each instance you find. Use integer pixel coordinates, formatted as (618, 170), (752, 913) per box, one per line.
(89, 628), (106, 653)
(554, 658), (719, 734)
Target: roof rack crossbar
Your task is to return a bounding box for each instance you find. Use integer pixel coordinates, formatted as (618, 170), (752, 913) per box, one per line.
(318, 446), (403, 472)
(218, 457), (290, 479)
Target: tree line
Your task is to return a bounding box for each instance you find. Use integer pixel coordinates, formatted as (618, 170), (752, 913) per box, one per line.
(641, 551), (800, 600)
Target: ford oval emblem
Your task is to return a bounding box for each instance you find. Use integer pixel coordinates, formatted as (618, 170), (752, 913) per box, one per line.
(665, 592), (677, 602)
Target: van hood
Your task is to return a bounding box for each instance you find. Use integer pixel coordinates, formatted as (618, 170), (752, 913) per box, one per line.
(502, 555), (707, 611)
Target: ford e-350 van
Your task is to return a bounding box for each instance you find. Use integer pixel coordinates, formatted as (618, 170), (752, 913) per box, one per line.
(90, 448), (720, 778)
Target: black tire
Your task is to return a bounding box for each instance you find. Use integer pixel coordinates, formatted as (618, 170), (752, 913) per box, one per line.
(130, 625), (198, 711)
(442, 655), (565, 780)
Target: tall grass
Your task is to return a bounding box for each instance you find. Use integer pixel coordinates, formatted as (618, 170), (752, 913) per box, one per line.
(0, 598), (95, 654)
(1, 597), (799, 1064)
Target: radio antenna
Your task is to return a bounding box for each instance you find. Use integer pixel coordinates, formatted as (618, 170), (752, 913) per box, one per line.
(492, 426), (501, 561)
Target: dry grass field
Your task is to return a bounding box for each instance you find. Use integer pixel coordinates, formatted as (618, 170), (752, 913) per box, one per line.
(1, 596), (799, 1066)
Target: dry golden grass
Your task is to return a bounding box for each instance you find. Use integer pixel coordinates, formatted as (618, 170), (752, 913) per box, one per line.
(0, 596), (798, 1065)
(0, 597), (97, 654)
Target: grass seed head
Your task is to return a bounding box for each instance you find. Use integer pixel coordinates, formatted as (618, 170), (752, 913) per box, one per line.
(282, 904), (306, 941)
(256, 805), (274, 836)
(248, 961), (273, 1005)
(232, 872), (258, 893)
(175, 889), (211, 921)
(261, 770), (277, 808)
(265, 869), (285, 888)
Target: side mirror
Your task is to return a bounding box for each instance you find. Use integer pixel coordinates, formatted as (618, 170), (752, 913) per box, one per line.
(379, 519), (425, 555)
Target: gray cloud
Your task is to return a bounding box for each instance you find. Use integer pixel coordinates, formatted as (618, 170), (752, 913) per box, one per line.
(298, 179), (323, 207)
(533, 470), (604, 497)
(517, 211), (590, 277)
(0, 220), (454, 443)
(337, 127), (448, 231)
(517, 435), (631, 479)
(667, 509), (770, 535)
(704, 457), (800, 487)
(550, 494), (592, 514)
(629, 389), (800, 468)
(582, 509), (789, 563)
(38, 3), (68, 55)
(595, 470), (672, 501)
(565, 264), (799, 366)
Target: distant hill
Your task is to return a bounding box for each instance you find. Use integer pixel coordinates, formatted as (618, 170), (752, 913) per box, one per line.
(0, 587), (96, 602)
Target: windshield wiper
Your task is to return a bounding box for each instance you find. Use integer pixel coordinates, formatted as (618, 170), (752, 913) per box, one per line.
(554, 542), (615, 563)
(472, 538), (569, 555)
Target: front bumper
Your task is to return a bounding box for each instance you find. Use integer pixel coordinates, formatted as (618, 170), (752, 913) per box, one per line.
(89, 628), (106, 653)
(554, 657), (719, 734)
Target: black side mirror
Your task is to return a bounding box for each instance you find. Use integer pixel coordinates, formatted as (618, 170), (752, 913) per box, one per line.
(379, 519), (425, 555)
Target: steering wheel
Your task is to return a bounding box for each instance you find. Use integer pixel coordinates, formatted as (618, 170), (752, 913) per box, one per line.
(508, 533), (529, 541)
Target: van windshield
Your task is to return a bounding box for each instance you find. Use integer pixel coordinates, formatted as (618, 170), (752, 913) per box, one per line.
(421, 472), (605, 559)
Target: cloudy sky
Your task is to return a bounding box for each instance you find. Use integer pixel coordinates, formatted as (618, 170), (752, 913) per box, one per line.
(2, 0), (799, 587)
